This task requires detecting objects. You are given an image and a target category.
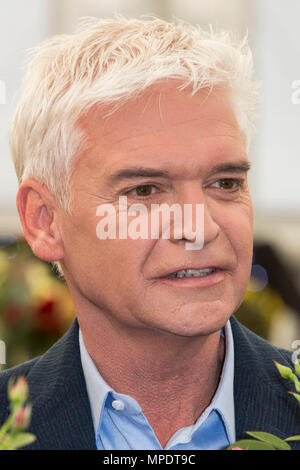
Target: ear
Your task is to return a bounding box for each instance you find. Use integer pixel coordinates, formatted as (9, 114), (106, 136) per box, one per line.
(16, 178), (64, 262)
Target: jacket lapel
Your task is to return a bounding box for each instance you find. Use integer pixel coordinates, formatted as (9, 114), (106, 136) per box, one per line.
(25, 319), (96, 450)
(231, 316), (300, 447)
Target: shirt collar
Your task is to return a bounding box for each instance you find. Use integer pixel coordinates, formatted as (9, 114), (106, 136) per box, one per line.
(79, 329), (111, 431)
(79, 320), (235, 443)
(208, 320), (235, 442)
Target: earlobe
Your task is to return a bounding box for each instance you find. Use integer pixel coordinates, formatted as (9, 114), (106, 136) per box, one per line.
(16, 179), (64, 262)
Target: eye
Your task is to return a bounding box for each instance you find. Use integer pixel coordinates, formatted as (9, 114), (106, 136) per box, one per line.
(210, 178), (244, 191)
(130, 184), (158, 197)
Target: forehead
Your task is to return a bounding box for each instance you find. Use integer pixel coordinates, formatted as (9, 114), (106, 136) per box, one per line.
(83, 83), (241, 138)
(75, 82), (246, 180)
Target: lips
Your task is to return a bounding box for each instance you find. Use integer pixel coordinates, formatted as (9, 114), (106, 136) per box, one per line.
(154, 264), (226, 279)
(152, 265), (226, 288)
(167, 267), (217, 278)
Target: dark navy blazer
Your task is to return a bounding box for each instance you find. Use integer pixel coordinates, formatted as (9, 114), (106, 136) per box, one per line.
(0, 316), (299, 450)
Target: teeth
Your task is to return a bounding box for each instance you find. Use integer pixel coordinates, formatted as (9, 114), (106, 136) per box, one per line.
(169, 268), (216, 278)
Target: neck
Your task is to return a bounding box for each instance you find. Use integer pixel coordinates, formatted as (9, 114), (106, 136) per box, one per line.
(77, 304), (225, 447)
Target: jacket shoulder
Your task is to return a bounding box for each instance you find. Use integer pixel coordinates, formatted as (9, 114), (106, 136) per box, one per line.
(0, 357), (40, 422)
(231, 315), (297, 397)
(0, 356), (40, 381)
(231, 315), (294, 368)
(231, 316), (300, 446)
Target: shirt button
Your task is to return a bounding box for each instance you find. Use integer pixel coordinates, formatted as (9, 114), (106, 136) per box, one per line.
(112, 399), (125, 411)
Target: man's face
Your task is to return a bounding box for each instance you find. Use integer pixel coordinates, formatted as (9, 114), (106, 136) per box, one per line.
(58, 83), (253, 337)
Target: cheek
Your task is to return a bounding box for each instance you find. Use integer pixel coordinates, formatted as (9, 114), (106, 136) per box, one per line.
(221, 204), (253, 268)
(105, 239), (155, 278)
(83, 237), (154, 288)
(61, 202), (152, 274)
(231, 224), (253, 294)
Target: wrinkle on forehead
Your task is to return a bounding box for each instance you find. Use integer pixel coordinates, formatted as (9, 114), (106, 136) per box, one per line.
(79, 82), (235, 138)
(73, 82), (246, 179)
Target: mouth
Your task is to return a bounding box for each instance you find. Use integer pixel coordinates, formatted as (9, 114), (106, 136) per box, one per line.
(153, 266), (226, 288)
(167, 267), (217, 279)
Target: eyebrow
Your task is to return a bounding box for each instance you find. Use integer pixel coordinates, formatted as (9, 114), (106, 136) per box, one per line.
(108, 161), (251, 183)
(108, 167), (171, 182)
(207, 161), (251, 176)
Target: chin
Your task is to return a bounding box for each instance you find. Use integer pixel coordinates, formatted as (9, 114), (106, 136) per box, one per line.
(157, 301), (233, 338)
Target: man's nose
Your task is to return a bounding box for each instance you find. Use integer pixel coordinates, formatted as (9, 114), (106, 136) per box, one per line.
(169, 183), (220, 247)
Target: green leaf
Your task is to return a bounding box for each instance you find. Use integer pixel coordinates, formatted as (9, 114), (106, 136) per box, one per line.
(227, 439), (276, 450)
(8, 432), (36, 450)
(289, 392), (300, 404)
(295, 363), (300, 378)
(0, 434), (11, 450)
(285, 435), (300, 442)
(0, 414), (14, 440)
(274, 361), (294, 381)
(293, 376), (300, 393)
(246, 431), (291, 450)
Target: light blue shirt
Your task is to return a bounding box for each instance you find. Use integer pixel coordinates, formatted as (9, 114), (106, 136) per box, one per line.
(79, 321), (235, 450)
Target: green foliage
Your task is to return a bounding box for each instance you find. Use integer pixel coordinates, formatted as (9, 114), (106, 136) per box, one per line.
(274, 360), (300, 394)
(0, 376), (36, 450)
(228, 361), (300, 450)
(228, 439), (276, 450)
(246, 432), (291, 450)
(285, 435), (300, 442)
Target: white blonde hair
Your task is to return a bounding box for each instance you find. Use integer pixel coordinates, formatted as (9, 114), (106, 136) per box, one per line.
(10, 15), (259, 213)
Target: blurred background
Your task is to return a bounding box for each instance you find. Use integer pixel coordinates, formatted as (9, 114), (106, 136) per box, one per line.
(0, 0), (299, 368)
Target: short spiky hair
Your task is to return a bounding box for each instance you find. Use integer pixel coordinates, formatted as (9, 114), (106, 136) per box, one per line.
(10, 15), (259, 213)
